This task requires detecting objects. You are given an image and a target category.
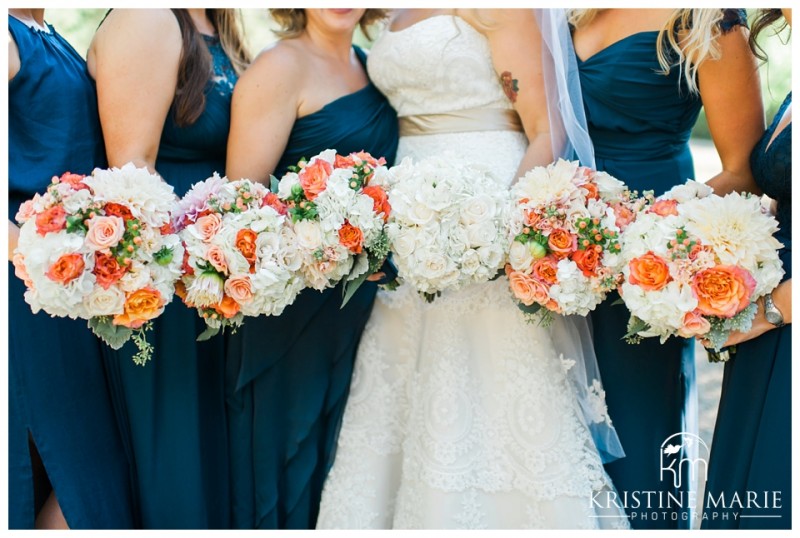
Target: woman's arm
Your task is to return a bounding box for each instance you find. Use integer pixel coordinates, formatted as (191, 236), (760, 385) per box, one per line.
(700, 25), (765, 196)
(87, 9), (182, 171)
(9, 31), (20, 80)
(467, 9), (553, 179)
(226, 45), (301, 182)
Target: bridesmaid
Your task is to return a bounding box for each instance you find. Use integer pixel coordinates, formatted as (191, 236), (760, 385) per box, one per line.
(702, 8), (791, 529)
(225, 8), (398, 529)
(8, 8), (134, 529)
(87, 9), (250, 528)
(570, 8), (763, 529)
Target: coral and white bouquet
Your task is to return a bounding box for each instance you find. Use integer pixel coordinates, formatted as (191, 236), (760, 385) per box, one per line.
(505, 159), (641, 322)
(275, 149), (392, 303)
(175, 175), (305, 337)
(618, 180), (785, 350)
(384, 155), (511, 301)
(13, 165), (183, 365)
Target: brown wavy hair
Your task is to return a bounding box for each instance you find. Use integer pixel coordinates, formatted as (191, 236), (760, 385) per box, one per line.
(172, 9), (251, 127)
(269, 9), (388, 40)
(748, 9), (789, 62)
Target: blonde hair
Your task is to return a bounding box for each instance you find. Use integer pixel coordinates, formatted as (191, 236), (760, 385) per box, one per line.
(569, 9), (732, 94)
(213, 9), (251, 76)
(269, 9), (388, 40)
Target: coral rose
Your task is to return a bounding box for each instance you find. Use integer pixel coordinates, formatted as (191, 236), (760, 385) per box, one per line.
(628, 251), (671, 291)
(299, 159), (332, 201)
(691, 265), (756, 319)
(213, 295), (240, 319)
(58, 172), (89, 191)
(46, 253), (85, 284)
(35, 205), (67, 236)
(194, 213), (222, 243)
(15, 199), (37, 222)
(113, 287), (165, 329)
(547, 228), (576, 258)
(181, 247), (194, 277)
(104, 202), (134, 221)
(85, 215), (125, 251)
(611, 202), (635, 229)
(262, 192), (287, 215)
(236, 229), (258, 270)
(572, 247), (601, 277)
(677, 310), (711, 338)
(338, 221), (364, 254)
(649, 198), (679, 217)
(94, 251), (128, 289)
(362, 185), (391, 221)
(224, 275), (254, 304)
(532, 255), (559, 285)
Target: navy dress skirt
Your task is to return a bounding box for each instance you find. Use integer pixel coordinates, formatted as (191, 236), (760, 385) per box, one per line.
(575, 9), (746, 529)
(225, 46), (399, 529)
(703, 92), (792, 529)
(8, 15), (134, 529)
(102, 34), (237, 529)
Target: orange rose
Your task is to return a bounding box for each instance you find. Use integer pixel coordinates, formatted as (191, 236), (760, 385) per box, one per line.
(691, 265), (756, 319)
(262, 192), (287, 216)
(224, 275), (254, 304)
(46, 253), (85, 284)
(213, 295), (240, 319)
(104, 202), (134, 222)
(94, 251), (127, 289)
(362, 185), (391, 221)
(298, 159), (332, 201)
(113, 287), (165, 329)
(628, 251), (671, 291)
(532, 255), (559, 285)
(195, 213), (222, 243)
(677, 310), (711, 338)
(338, 221), (364, 254)
(547, 228), (576, 258)
(236, 228), (258, 271)
(35, 205), (67, 236)
(175, 280), (189, 304)
(508, 270), (549, 306)
(572, 247), (601, 278)
(206, 245), (229, 275)
(334, 154), (357, 169)
(181, 247), (194, 277)
(159, 222), (175, 235)
(582, 181), (600, 200)
(649, 199), (679, 217)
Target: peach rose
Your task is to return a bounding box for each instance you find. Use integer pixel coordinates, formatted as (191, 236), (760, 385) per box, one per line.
(15, 199), (37, 222)
(692, 265), (756, 319)
(649, 198), (679, 217)
(46, 253), (85, 284)
(509, 270), (549, 306)
(12, 252), (33, 288)
(628, 251), (671, 291)
(338, 221), (364, 254)
(224, 275), (254, 304)
(104, 202), (134, 222)
(236, 229), (258, 270)
(547, 228), (576, 258)
(299, 159), (332, 201)
(85, 216), (125, 251)
(213, 295), (240, 319)
(362, 185), (391, 221)
(206, 245), (229, 275)
(532, 255), (559, 285)
(58, 172), (90, 191)
(113, 287), (165, 329)
(262, 192), (287, 216)
(194, 213), (222, 243)
(523, 209), (541, 228)
(94, 251), (128, 289)
(677, 310), (711, 338)
(35, 205), (67, 236)
(572, 247), (602, 278)
(611, 203), (635, 229)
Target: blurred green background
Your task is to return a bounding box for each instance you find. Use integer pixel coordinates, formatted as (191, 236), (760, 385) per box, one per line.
(45, 8), (791, 140)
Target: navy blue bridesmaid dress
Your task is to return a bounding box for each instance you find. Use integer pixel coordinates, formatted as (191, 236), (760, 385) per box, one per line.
(574, 10), (746, 529)
(225, 46), (398, 529)
(703, 92), (791, 529)
(8, 14), (134, 529)
(102, 33), (237, 529)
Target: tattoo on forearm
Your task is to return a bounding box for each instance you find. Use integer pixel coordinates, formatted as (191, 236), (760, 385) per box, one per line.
(501, 71), (519, 103)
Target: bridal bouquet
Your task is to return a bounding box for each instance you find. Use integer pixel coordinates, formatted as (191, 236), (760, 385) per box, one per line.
(13, 165), (183, 365)
(505, 159), (640, 322)
(384, 155), (511, 301)
(175, 175), (305, 337)
(618, 181), (784, 350)
(275, 149), (392, 303)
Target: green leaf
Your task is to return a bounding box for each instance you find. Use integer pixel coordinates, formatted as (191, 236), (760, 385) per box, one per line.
(196, 325), (221, 342)
(611, 297), (625, 306)
(88, 317), (133, 350)
(342, 271), (370, 308)
(269, 175), (280, 194)
(622, 316), (649, 344)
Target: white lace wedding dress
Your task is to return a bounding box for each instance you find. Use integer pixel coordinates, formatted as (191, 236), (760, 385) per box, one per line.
(316, 15), (629, 529)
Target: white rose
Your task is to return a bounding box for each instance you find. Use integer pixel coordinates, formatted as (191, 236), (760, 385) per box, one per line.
(460, 194), (497, 225)
(466, 221), (497, 248)
(460, 249), (481, 275)
(278, 173), (300, 199)
(509, 240), (534, 271)
(418, 252), (450, 281)
(593, 171), (627, 201)
(293, 220), (323, 250)
(406, 202), (436, 226)
(391, 228), (417, 258)
(478, 244), (504, 269)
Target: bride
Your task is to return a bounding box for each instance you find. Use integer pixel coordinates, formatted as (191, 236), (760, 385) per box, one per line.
(317, 9), (628, 529)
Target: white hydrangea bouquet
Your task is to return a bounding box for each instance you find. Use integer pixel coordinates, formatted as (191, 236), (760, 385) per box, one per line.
(13, 165), (183, 365)
(618, 181), (785, 351)
(274, 149), (392, 304)
(384, 155), (511, 301)
(175, 175), (305, 338)
(505, 159), (643, 323)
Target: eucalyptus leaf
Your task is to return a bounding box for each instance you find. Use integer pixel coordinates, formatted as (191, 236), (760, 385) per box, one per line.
(197, 325), (221, 342)
(88, 317), (133, 350)
(342, 271), (370, 308)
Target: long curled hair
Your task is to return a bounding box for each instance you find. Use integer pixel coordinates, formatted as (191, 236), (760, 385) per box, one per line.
(569, 9), (737, 94)
(748, 8), (789, 62)
(269, 9), (388, 40)
(171, 9), (251, 127)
